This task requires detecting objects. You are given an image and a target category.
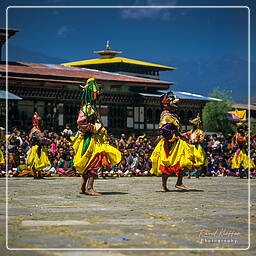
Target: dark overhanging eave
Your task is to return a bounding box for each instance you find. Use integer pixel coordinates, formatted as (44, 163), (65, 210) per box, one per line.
(73, 62), (174, 72)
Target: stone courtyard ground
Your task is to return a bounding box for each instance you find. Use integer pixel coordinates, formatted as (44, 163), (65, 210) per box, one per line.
(0, 176), (256, 256)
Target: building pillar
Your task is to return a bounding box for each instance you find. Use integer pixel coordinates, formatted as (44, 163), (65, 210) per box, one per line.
(99, 105), (108, 127)
(58, 103), (64, 128)
(139, 106), (144, 130)
(127, 106), (134, 129)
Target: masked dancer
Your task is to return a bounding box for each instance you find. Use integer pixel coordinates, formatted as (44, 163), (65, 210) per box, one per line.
(185, 114), (208, 178)
(72, 78), (121, 195)
(231, 122), (255, 178)
(0, 128), (5, 176)
(150, 92), (194, 191)
(27, 112), (51, 179)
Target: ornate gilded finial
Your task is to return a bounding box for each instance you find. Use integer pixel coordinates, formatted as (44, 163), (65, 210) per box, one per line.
(105, 40), (110, 50)
(94, 41), (122, 59)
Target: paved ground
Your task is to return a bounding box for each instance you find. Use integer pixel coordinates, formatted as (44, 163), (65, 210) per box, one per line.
(0, 176), (255, 256)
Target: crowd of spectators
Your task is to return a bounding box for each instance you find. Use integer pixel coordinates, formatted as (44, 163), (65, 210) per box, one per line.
(0, 126), (256, 178)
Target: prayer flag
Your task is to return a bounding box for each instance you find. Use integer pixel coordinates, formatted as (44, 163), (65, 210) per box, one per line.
(227, 110), (246, 120)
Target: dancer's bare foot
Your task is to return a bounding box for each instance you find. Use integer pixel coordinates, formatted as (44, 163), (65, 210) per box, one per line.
(80, 185), (86, 194)
(175, 184), (190, 190)
(86, 188), (102, 196)
(160, 186), (170, 192)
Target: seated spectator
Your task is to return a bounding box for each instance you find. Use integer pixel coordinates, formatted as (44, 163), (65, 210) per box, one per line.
(141, 153), (152, 176)
(209, 161), (220, 176)
(117, 158), (130, 177)
(56, 153), (76, 176)
(131, 156), (144, 176)
(14, 158), (32, 177)
(127, 148), (138, 173)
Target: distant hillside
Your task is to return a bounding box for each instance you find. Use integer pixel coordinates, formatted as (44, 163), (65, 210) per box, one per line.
(4, 45), (255, 101)
(152, 55), (255, 101)
(236, 95), (256, 104)
(4, 43), (67, 64)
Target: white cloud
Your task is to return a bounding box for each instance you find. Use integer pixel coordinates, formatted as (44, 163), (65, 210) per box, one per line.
(120, 0), (177, 20)
(56, 26), (68, 37)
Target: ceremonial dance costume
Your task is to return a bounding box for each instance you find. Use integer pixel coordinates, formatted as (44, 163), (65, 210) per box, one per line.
(72, 78), (121, 195)
(0, 129), (5, 174)
(27, 112), (51, 179)
(150, 92), (194, 191)
(231, 123), (255, 177)
(0, 149), (4, 165)
(186, 114), (208, 178)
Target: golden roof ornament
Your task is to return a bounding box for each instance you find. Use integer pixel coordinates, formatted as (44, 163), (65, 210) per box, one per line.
(105, 40), (110, 51)
(94, 41), (122, 59)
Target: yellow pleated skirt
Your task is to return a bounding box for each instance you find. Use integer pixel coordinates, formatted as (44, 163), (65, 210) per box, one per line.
(231, 149), (255, 169)
(150, 138), (194, 176)
(0, 149), (5, 165)
(27, 145), (51, 171)
(73, 133), (121, 174)
(192, 144), (208, 167)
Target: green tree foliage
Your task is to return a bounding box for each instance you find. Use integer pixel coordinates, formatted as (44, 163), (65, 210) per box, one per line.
(202, 88), (235, 135)
(251, 118), (256, 133)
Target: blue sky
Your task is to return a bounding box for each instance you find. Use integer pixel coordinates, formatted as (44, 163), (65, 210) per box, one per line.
(0, 0), (255, 99)
(1, 0), (254, 60)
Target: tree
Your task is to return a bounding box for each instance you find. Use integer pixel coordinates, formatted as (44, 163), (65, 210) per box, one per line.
(250, 117), (256, 133)
(202, 88), (235, 135)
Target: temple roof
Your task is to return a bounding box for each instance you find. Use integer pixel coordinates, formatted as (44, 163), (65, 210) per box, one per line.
(172, 91), (222, 101)
(0, 27), (20, 41)
(0, 61), (174, 89)
(0, 90), (22, 100)
(139, 91), (221, 102)
(62, 57), (175, 71)
(232, 103), (256, 111)
(62, 41), (175, 71)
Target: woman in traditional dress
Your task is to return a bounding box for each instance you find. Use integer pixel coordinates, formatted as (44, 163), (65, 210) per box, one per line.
(150, 92), (194, 191)
(72, 78), (121, 195)
(27, 112), (51, 179)
(231, 122), (255, 178)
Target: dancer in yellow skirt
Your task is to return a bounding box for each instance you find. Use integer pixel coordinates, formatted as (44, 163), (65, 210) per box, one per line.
(0, 128), (5, 176)
(0, 148), (4, 165)
(184, 114), (208, 178)
(231, 122), (255, 177)
(73, 78), (121, 195)
(27, 112), (51, 179)
(150, 92), (194, 191)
